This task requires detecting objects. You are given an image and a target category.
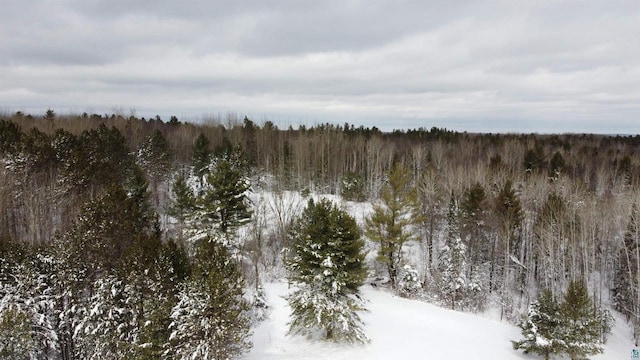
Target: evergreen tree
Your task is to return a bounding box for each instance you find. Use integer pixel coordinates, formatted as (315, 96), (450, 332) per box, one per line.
(192, 133), (211, 178)
(496, 179), (523, 258)
(512, 289), (562, 360)
(286, 199), (368, 343)
(204, 157), (252, 235)
(75, 274), (141, 359)
(559, 280), (610, 359)
(513, 282), (612, 360)
(365, 163), (422, 288)
(523, 143), (546, 173)
(340, 172), (367, 202)
(188, 156), (252, 242)
(168, 174), (195, 241)
(399, 264), (422, 298)
(0, 308), (35, 359)
(460, 182), (489, 268)
(167, 238), (251, 360)
(137, 129), (173, 182)
(548, 151), (566, 181)
(438, 194), (468, 310)
(613, 204), (639, 325)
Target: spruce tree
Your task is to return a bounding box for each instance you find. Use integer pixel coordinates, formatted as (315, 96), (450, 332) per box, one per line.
(512, 289), (562, 360)
(365, 163), (422, 289)
(286, 198), (368, 343)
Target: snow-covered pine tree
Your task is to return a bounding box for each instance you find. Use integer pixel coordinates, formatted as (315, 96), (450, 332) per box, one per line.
(437, 194), (468, 310)
(286, 198), (368, 343)
(558, 280), (611, 360)
(185, 154), (251, 246)
(0, 258), (38, 359)
(75, 274), (140, 359)
(167, 237), (251, 360)
(0, 244), (59, 359)
(202, 156), (252, 236)
(512, 289), (562, 360)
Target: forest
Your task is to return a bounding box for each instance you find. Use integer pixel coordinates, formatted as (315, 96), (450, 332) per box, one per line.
(0, 109), (639, 359)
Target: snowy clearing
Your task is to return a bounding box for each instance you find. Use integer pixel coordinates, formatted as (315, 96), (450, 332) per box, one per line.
(243, 282), (636, 360)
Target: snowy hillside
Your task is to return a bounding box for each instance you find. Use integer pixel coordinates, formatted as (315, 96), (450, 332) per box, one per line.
(243, 282), (636, 360)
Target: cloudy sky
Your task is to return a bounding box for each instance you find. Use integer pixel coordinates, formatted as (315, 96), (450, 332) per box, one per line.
(1, 1), (639, 133)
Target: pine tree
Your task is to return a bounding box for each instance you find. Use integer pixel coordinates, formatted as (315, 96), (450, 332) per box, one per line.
(187, 156), (252, 242)
(365, 163), (422, 289)
(167, 238), (251, 360)
(168, 175), (195, 241)
(192, 133), (211, 178)
(286, 198), (368, 343)
(75, 274), (141, 359)
(460, 182), (489, 268)
(559, 280), (609, 359)
(137, 129), (173, 182)
(512, 289), (562, 360)
(203, 157), (252, 236)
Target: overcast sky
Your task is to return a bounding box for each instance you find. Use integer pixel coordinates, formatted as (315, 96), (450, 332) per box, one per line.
(1, 1), (639, 133)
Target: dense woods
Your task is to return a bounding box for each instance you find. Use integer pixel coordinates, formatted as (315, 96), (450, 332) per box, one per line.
(1, 110), (639, 358)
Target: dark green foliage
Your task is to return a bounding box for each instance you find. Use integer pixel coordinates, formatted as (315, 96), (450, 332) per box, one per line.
(513, 289), (562, 360)
(67, 124), (133, 191)
(548, 151), (566, 180)
(560, 281), (609, 359)
(169, 175), (195, 240)
(613, 204), (640, 321)
(19, 128), (56, 172)
(168, 238), (252, 359)
(513, 282), (612, 360)
(199, 157), (252, 235)
(137, 129), (173, 181)
(524, 143), (546, 173)
(460, 183), (489, 266)
(62, 184), (159, 277)
(340, 172), (367, 202)
(192, 133), (211, 178)
(286, 199), (368, 343)
(496, 180), (523, 257)
(0, 120), (22, 154)
(242, 116), (258, 167)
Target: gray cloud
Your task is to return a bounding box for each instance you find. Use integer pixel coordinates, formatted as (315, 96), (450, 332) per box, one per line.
(1, 0), (639, 133)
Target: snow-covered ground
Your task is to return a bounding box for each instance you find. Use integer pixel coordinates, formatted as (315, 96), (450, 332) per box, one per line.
(242, 282), (636, 360)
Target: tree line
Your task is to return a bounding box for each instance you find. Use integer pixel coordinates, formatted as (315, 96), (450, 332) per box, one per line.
(0, 110), (639, 358)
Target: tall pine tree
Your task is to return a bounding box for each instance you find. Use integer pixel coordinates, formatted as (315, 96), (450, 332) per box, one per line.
(365, 163), (422, 289)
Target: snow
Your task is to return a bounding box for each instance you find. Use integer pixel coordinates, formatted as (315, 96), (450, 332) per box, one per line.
(243, 282), (636, 360)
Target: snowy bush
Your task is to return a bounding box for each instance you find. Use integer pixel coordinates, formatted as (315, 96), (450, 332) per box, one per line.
(399, 264), (422, 298)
